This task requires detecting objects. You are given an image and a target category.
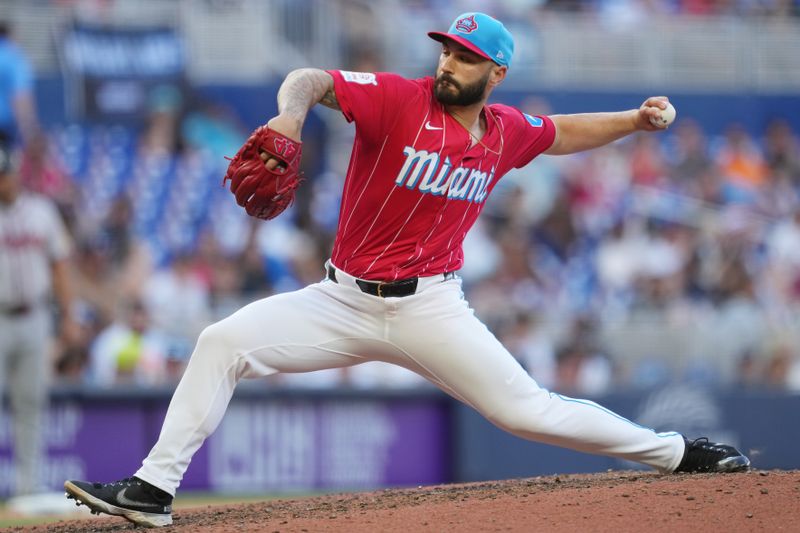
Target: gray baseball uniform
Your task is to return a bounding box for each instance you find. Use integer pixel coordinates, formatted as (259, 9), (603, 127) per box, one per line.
(0, 190), (70, 495)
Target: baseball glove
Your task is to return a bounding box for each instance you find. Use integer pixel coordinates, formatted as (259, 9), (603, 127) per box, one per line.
(223, 126), (303, 220)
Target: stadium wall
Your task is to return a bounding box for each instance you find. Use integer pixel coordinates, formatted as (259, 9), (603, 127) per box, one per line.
(35, 77), (800, 136)
(1, 387), (797, 497)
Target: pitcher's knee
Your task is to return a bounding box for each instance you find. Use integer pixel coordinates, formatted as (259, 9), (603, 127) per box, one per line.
(489, 410), (541, 436)
(484, 392), (554, 436)
(192, 321), (239, 364)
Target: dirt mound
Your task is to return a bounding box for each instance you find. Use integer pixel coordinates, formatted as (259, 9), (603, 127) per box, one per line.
(26, 470), (800, 532)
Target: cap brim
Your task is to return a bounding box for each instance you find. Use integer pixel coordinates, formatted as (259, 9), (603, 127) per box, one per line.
(428, 31), (493, 63)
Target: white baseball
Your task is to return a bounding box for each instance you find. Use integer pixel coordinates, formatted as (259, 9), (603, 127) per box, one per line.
(650, 101), (676, 128)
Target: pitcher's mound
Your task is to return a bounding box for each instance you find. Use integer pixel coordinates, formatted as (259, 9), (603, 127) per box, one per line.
(41, 470), (799, 532)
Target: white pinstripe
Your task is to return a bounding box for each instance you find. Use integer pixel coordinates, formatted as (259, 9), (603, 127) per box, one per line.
(338, 97), (512, 279)
(337, 137), (387, 268)
(335, 140), (362, 264)
(413, 115), (499, 274)
(400, 195), (453, 275)
(362, 195), (426, 278)
(345, 185), (400, 272)
(397, 108), (450, 277)
(347, 112), (430, 276)
(440, 156), (486, 272)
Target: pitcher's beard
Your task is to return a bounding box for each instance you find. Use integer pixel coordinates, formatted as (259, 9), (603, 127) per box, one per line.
(434, 72), (490, 106)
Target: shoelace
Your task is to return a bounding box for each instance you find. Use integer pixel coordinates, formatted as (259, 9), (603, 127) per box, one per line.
(92, 476), (172, 503)
(683, 437), (730, 471)
(93, 477), (140, 489)
(690, 437), (728, 453)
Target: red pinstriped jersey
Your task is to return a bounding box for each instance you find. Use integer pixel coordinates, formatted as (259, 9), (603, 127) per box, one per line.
(327, 70), (555, 281)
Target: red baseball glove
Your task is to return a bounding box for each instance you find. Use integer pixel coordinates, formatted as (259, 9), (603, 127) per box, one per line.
(223, 126), (303, 220)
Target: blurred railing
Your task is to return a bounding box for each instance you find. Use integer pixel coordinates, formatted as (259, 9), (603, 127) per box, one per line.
(3, 0), (799, 91)
(522, 15), (800, 92)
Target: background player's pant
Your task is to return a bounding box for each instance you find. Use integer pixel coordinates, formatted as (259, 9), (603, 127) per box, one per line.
(135, 275), (685, 496)
(0, 309), (50, 496)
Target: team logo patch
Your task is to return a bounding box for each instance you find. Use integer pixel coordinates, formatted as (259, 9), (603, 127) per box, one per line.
(455, 15), (478, 34)
(341, 71), (378, 86)
(524, 113), (544, 127)
(273, 137), (297, 159)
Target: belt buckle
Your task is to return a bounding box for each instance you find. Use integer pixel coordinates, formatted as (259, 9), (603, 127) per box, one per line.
(376, 282), (385, 298)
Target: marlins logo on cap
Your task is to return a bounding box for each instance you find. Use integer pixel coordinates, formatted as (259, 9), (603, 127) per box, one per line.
(454, 15), (478, 34)
(428, 12), (515, 67)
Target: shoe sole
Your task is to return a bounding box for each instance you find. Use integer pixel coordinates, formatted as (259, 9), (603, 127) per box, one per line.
(716, 455), (751, 473)
(63, 481), (172, 528)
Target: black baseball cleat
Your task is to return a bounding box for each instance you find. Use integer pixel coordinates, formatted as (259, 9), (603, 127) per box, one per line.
(64, 476), (172, 527)
(674, 437), (751, 473)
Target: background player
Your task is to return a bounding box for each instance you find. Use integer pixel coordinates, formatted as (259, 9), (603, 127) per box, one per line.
(0, 141), (75, 499)
(64, 12), (749, 528)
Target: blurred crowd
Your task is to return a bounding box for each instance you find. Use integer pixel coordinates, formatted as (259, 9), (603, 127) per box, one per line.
(404, 0), (800, 20)
(15, 87), (797, 396)
(2, 1), (798, 396)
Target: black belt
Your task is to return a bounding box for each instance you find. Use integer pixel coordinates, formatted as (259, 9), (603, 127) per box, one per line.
(326, 265), (454, 298)
(0, 303), (33, 317)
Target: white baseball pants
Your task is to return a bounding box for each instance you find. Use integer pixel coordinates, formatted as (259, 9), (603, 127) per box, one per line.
(135, 271), (685, 496)
(0, 308), (50, 496)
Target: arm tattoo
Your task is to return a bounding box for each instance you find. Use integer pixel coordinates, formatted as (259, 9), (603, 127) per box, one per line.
(277, 69), (338, 122)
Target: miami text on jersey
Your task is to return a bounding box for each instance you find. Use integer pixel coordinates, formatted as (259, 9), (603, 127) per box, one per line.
(394, 146), (495, 204)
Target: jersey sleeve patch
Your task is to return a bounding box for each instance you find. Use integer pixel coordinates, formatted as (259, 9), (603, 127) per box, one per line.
(340, 71), (378, 86)
(523, 113), (544, 127)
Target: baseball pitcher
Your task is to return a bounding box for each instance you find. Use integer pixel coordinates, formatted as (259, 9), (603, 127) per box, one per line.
(65, 12), (749, 527)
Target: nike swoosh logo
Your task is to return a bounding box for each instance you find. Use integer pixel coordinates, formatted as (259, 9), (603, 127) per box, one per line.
(116, 488), (159, 509)
(504, 373), (518, 386)
(424, 121), (443, 131)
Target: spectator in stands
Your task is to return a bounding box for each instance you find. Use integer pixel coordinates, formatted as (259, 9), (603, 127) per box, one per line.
(629, 131), (668, 187)
(485, 96), (562, 228)
(208, 254), (246, 321)
(0, 21), (38, 146)
(100, 195), (154, 299)
(785, 351), (800, 391)
(141, 252), (212, 362)
(595, 218), (644, 300)
(708, 257), (767, 383)
(18, 131), (68, 195)
(764, 206), (800, 306)
(18, 132), (72, 202)
(764, 119), (800, 186)
(88, 299), (168, 387)
(716, 124), (768, 199)
(238, 237), (275, 298)
(181, 98), (246, 158)
(555, 316), (613, 395)
(139, 84), (184, 155)
(669, 119), (714, 189)
(500, 311), (558, 390)
(465, 241), (534, 331)
(70, 236), (118, 327)
(18, 131), (80, 242)
(764, 343), (795, 389)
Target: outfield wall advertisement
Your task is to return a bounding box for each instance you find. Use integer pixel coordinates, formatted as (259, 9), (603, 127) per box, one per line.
(0, 387), (797, 497)
(0, 391), (449, 497)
